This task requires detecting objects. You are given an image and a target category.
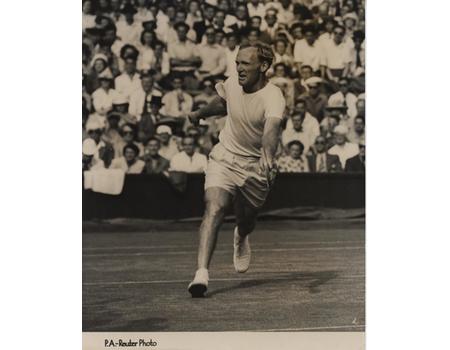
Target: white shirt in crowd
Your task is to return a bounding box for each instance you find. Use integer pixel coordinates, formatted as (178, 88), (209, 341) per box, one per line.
(170, 151), (208, 173)
(283, 117), (320, 153)
(328, 142), (359, 168)
(294, 39), (324, 72)
(128, 87), (162, 121)
(215, 76), (286, 158)
(111, 157), (146, 174)
(328, 91), (358, 119)
(114, 73), (141, 100)
(322, 40), (354, 70)
(161, 90), (193, 117)
(92, 88), (117, 116)
(225, 46), (239, 77)
(116, 20), (141, 47)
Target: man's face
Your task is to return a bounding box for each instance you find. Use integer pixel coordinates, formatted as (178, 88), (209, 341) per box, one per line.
(150, 103), (160, 114)
(189, 1), (199, 13)
(183, 137), (195, 156)
(275, 41), (286, 55)
(325, 21), (334, 33)
(250, 17), (262, 29)
(334, 133), (346, 145)
(294, 101), (307, 116)
(108, 116), (120, 128)
(236, 5), (247, 20)
(83, 1), (92, 13)
(176, 25), (187, 41)
(305, 31), (315, 46)
(94, 60), (106, 73)
(124, 59), (136, 74)
(141, 76), (154, 92)
(205, 28), (216, 44)
(292, 27), (303, 40)
(265, 13), (277, 26)
(318, 2), (328, 16)
(122, 126), (134, 142)
(300, 67), (313, 80)
(227, 35), (237, 49)
(333, 27), (345, 44)
(248, 30), (259, 44)
(158, 132), (170, 144)
(172, 78), (183, 90)
(291, 115), (304, 131)
(280, 0), (290, 9)
(339, 79), (349, 94)
(204, 7), (216, 21)
(274, 65), (286, 77)
(100, 78), (111, 89)
(203, 80), (214, 94)
(356, 100), (365, 116)
(289, 144), (302, 159)
(354, 118), (365, 133)
(110, 0), (120, 11)
(175, 11), (186, 24)
(236, 47), (265, 88)
(104, 29), (117, 45)
(315, 136), (327, 153)
(214, 11), (225, 27)
(124, 148), (137, 162)
(216, 31), (225, 45)
(147, 139), (160, 156)
(187, 127), (200, 140)
(166, 6), (176, 20)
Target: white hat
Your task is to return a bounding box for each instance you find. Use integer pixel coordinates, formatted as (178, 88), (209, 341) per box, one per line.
(98, 68), (113, 80)
(333, 125), (348, 135)
(305, 77), (322, 87)
(343, 13), (359, 23)
(156, 125), (172, 135)
(86, 117), (105, 131)
(90, 53), (109, 68)
(82, 138), (97, 156)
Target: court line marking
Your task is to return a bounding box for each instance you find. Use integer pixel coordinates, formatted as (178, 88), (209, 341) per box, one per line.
(83, 240), (364, 251)
(83, 274), (365, 286)
(83, 246), (364, 258)
(249, 325), (365, 332)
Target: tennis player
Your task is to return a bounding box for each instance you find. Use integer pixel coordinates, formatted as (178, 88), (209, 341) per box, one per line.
(187, 42), (286, 297)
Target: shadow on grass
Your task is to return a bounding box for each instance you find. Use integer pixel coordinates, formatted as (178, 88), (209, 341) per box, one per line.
(207, 270), (338, 297)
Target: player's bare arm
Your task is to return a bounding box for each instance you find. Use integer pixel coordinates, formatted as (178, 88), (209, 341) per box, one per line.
(260, 117), (283, 174)
(188, 95), (227, 125)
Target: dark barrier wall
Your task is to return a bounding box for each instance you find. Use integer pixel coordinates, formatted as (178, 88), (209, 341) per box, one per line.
(83, 173), (365, 220)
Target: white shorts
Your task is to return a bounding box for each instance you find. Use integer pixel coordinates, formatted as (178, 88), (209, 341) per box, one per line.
(204, 143), (271, 208)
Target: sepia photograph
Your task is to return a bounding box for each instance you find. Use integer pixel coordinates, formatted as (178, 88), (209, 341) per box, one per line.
(82, 0), (365, 347)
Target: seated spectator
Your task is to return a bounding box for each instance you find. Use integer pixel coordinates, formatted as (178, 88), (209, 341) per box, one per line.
(170, 136), (208, 173)
(128, 72), (163, 121)
(299, 77), (328, 122)
(111, 143), (146, 174)
(307, 135), (342, 173)
(103, 112), (124, 154)
(272, 38), (294, 69)
(85, 118), (115, 168)
(320, 98), (348, 139)
(227, 3), (249, 34)
(161, 77), (193, 120)
(192, 2), (216, 42)
(140, 137), (170, 175)
(345, 140), (365, 172)
(196, 26), (226, 81)
(134, 0), (154, 24)
(85, 53), (109, 94)
(138, 29), (158, 69)
(194, 78), (218, 104)
(92, 68), (117, 116)
(277, 140), (310, 173)
(347, 115), (365, 145)
(322, 25), (353, 83)
(294, 24), (324, 75)
(328, 77), (357, 118)
(156, 125), (180, 161)
(116, 4), (141, 47)
(270, 63), (295, 111)
(137, 94), (164, 144)
(248, 17), (272, 44)
(283, 98), (320, 153)
(115, 123), (144, 158)
(111, 93), (137, 125)
(114, 56), (141, 100)
(224, 32), (239, 78)
(167, 22), (201, 82)
(355, 96), (365, 118)
(296, 64), (314, 96)
(82, 138), (105, 171)
(264, 8), (281, 41)
(328, 125), (359, 169)
(186, 0), (203, 29)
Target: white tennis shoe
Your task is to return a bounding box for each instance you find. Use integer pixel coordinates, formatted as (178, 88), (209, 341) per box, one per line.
(233, 227), (251, 273)
(188, 268), (209, 297)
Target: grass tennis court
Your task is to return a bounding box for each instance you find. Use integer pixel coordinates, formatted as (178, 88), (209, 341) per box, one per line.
(83, 218), (365, 332)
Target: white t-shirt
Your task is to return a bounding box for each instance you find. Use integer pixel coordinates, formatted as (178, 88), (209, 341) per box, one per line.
(215, 76), (286, 158)
(328, 142), (359, 168)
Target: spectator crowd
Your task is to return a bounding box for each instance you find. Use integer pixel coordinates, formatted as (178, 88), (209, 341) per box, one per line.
(82, 0), (366, 176)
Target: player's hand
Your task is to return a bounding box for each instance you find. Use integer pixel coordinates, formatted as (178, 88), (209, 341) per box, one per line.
(260, 148), (277, 186)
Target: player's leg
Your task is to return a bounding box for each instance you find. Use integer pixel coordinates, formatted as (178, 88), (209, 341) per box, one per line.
(188, 187), (233, 297)
(232, 193), (258, 273)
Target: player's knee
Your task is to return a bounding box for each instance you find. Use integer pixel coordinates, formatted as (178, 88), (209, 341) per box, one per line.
(205, 201), (227, 218)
